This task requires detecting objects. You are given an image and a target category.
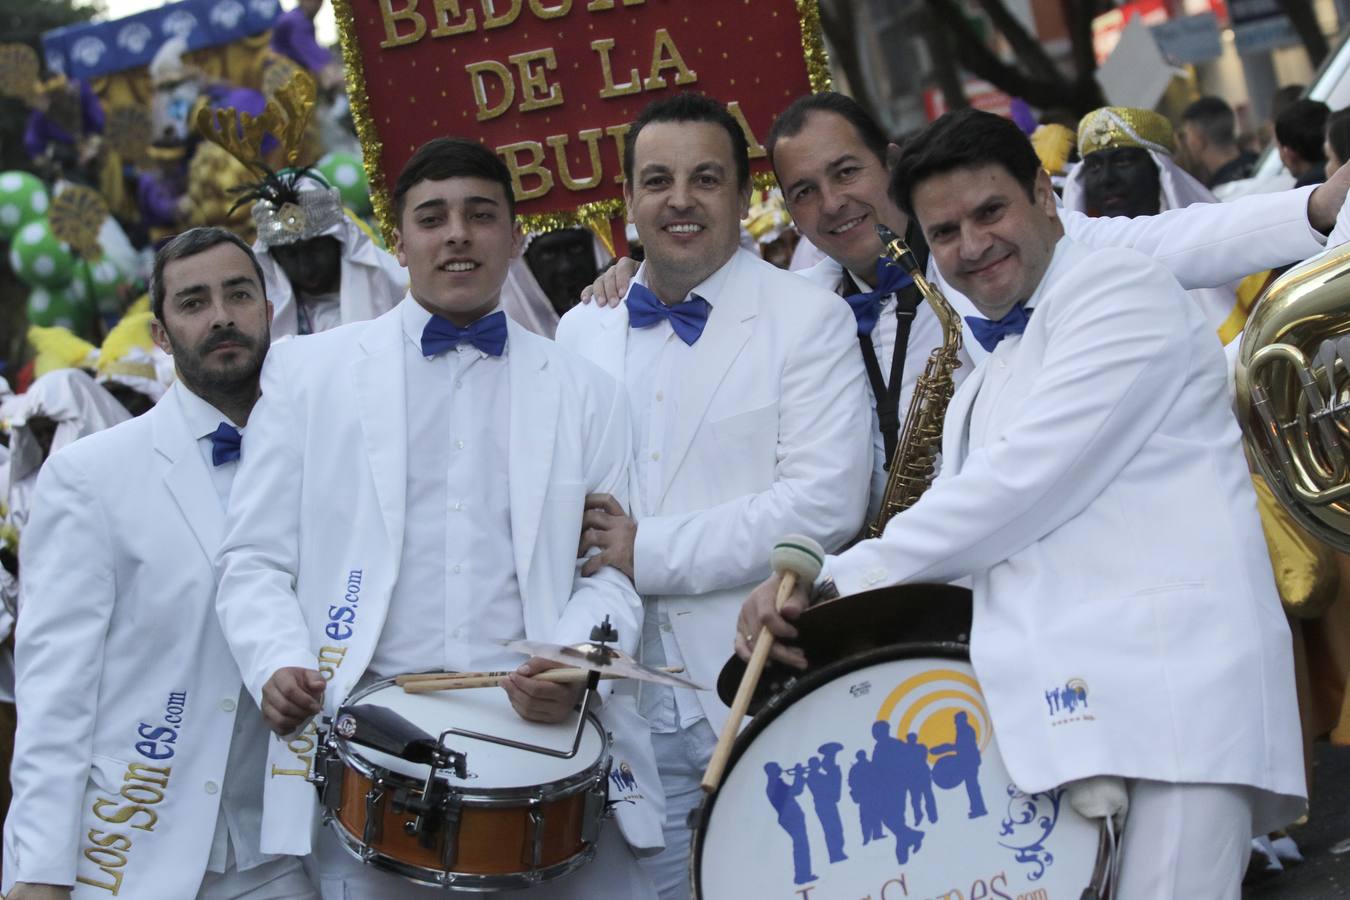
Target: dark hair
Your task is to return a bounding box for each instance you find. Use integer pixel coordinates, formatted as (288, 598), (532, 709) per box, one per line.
(766, 91), (889, 168)
(889, 108), (1041, 219)
(392, 137), (516, 222)
(152, 227), (266, 321)
(1275, 98), (1330, 163)
(624, 92), (750, 189)
(1328, 108), (1350, 167)
(1181, 96), (1238, 148)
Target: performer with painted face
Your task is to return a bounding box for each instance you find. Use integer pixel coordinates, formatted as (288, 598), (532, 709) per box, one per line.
(1063, 106), (1239, 333)
(4, 229), (317, 900)
(556, 93), (873, 899)
(214, 138), (660, 898)
(739, 109), (1305, 899)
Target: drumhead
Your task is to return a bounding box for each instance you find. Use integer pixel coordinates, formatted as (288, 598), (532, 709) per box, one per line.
(339, 679), (606, 789)
(694, 644), (1102, 899)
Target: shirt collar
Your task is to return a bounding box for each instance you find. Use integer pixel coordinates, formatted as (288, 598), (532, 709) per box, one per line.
(174, 382), (239, 441)
(843, 267), (896, 307)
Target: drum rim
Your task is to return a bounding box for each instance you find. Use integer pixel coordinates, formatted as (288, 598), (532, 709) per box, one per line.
(689, 641), (970, 899)
(334, 675), (612, 802)
(327, 813), (601, 891)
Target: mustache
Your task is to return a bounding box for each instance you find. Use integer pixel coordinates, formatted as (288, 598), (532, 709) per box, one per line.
(200, 328), (257, 353)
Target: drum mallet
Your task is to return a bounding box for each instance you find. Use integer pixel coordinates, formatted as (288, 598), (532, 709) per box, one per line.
(701, 534), (825, 794)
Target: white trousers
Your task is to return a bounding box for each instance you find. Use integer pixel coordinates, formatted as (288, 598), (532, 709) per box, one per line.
(640, 720), (717, 900)
(196, 856), (317, 900)
(316, 819), (655, 899)
(1114, 780), (1255, 900)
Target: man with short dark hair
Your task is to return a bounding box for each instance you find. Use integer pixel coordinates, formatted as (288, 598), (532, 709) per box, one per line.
(1276, 98), (1331, 187)
(4, 228), (317, 900)
(1180, 95), (1259, 189)
(557, 92), (872, 899)
(215, 137), (660, 898)
(740, 108), (1305, 899)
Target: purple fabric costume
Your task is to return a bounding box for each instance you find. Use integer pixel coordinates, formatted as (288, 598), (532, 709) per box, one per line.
(23, 79), (104, 160)
(270, 6), (333, 72)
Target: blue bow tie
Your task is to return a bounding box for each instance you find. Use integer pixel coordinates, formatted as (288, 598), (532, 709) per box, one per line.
(421, 310), (508, 358)
(965, 304), (1033, 353)
(209, 422), (241, 467)
(844, 257), (914, 337)
(625, 283), (711, 346)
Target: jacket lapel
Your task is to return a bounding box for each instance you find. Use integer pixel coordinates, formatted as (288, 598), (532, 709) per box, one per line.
(657, 256), (756, 507)
(588, 303), (632, 385)
(507, 322), (558, 587)
(153, 386), (225, 562)
(352, 308), (409, 556)
(940, 359), (988, 478)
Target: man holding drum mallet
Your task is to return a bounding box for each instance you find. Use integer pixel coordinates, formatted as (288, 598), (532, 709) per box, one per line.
(215, 138), (661, 898)
(738, 109), (1306, 899)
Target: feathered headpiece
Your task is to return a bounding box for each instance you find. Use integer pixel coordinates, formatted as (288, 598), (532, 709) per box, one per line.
(195, 71), (342, 247)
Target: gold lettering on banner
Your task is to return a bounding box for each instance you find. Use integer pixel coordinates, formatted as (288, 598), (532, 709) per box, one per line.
(642, 28), (697, 90)
(431, 0), (479, 37)
(591, 38), (642, 98)
(546, 129), (605, 190)
(586, 0), (646, 9)
(483, 0), (523, 29)
(467, 59), (516, 121)
(530, 0), (572, 17)
(510, 48), (565, 112)
(378, 0), (427, 48)
(726, 101), (767, 159)
(605, 123), (631, 183)
(499, 141), (555, 200)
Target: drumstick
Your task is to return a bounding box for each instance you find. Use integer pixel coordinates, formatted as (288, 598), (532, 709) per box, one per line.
(399, 666), (684, 693)
(701, 535), (825, 794)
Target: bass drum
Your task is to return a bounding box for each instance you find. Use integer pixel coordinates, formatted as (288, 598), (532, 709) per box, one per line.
(693, 644), (1109, 899)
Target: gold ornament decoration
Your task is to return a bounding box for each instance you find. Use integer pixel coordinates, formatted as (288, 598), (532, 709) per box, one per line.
(104, 104), (156, 166)
(0, 44), (40, 103)
(48, 185), (107, 261)
(195, 69), (317, 171)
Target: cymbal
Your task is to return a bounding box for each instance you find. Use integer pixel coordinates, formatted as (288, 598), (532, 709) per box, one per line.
(497, 638), (707, 691)
(716, 582), (973, 713)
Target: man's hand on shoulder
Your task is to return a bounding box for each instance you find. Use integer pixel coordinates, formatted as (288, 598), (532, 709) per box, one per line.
(503, 657), (585, 723)
(579, 257), (638, 308)
(1309, 159), (1350, 234)
(7, 883), (73, 899)
(261, 667), (325, 736)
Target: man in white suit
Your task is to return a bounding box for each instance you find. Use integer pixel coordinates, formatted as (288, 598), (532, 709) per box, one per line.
(214, 138), (660, 898)
(587, 91), (1350, 516)
(555, 93), (872, 898)
(740, 109), (1305, 898)
(5, 228), (316, 900)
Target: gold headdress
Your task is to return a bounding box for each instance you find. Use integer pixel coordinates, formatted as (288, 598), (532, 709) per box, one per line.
(1077, 107), (1176, 158)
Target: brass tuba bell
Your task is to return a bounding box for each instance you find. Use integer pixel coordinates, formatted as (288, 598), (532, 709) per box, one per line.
(1236, 242), (1350, 552)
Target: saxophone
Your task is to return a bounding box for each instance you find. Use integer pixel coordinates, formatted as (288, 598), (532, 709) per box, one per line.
(865, 224), (964, 538)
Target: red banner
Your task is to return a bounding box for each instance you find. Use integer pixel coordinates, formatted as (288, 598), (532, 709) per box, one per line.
(333, 0), (830, 241)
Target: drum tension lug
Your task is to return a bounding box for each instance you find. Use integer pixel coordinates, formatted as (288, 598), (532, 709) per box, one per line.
(403, 744), (468, 847)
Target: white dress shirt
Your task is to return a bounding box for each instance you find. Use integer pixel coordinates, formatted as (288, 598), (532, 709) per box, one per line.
(625, 265), (733, 732)
(295, 290), (342, 336)
(174, 385), (273, 875)
(368, 299), (525, 678)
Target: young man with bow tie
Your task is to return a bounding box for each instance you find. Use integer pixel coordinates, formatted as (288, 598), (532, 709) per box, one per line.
(739, 109), (1305, 899)
(213, 138), (661, 898)
(5, 228), (317, 900)
(555, 93), (872, 899)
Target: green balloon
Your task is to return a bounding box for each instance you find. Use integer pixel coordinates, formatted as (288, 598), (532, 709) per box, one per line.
(0, 171), (49, 241)
(26, 285), (87, 332)
(317, 152), (371, 216)
(9, 220), (76, 289)
(83, 256), (126, 316)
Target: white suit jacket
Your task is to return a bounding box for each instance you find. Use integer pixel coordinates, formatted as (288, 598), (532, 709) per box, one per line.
(3, 384), (265, 897)
(556, 249), (872, 734)
(215, 305), (664, 855)
(827, 237), (1305, 834)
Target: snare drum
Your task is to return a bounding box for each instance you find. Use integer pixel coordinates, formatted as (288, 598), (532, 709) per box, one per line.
(693, 644), (1110, 899)
(315, 677), (611, 890)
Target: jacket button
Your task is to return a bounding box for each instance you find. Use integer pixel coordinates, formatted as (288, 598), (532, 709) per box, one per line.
(205, 781), (219, 795)
(221, 698), (236, 712)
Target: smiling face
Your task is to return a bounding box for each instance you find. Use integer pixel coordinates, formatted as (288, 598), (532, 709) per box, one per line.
(913, 163), (1062, 320)
(152, 242), (272, 400)
(1078, 146), (1161, 218)
(774, 110), (906, 284)
(624, 120), (749, 303)
(394, 175), (523, 325)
